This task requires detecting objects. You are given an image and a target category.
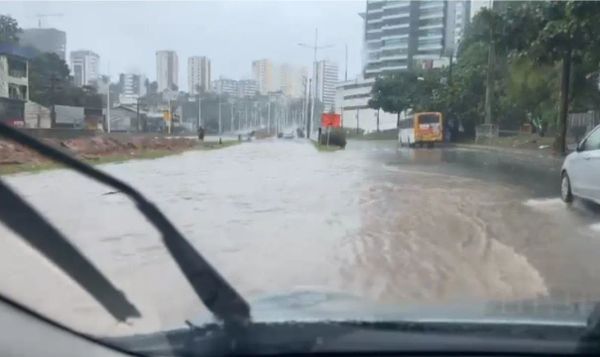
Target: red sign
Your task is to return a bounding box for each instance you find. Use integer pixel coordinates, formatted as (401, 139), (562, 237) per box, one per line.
(321, 113), (341, 128)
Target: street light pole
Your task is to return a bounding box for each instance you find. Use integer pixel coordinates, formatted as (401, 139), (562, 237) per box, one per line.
(197, 94), (202, 129)
(218, 97), (222, 134)
(298, 28), (334, 139)
(267, 100), (271, 133)
(230, 103), (234, 133)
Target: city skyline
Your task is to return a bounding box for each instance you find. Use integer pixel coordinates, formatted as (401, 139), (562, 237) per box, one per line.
(2, 1), (363, 85)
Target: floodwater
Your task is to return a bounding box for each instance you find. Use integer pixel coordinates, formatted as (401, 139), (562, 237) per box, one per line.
(1, 139), (600, 337)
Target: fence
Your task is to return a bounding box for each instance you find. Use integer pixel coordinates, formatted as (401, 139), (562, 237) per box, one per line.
(568, 111), (600, 144)
(475, 123), (499, 144)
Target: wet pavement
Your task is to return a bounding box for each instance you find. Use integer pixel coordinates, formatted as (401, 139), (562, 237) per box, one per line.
(1, 139), (600, 336)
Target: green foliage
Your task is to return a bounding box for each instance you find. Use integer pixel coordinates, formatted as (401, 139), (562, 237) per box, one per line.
(368, 1), (600, 146)
(369, 71), (420, 114)
(29, 53), (103, 108)
(0, 14), (21, 44)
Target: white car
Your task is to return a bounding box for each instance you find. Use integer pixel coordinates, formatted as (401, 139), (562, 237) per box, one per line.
(561, 124), (600, 204)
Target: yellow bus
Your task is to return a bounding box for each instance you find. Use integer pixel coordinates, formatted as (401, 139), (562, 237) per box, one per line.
(398, 112), (443, 148)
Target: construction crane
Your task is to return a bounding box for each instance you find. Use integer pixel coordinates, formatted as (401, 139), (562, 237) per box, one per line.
(36, 13), (63, 28)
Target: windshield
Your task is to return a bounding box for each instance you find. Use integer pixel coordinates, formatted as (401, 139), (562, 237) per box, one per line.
(2, 0), (600, 354)
(417, 114), (441, 125)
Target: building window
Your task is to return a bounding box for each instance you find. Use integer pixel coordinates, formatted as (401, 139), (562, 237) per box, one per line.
(366, 32), (382, 41)
(383, 38), (408, 47)
(383, 27), (410, 37)
(7, 58), (27, 78)
(381, 48), (408, 58)
(8, 84), (27, 101)
(382, 17), (410, 27)
(419, 18), (444, 27)
(366, 22), (383, 31)
(367, 1), (385, 11)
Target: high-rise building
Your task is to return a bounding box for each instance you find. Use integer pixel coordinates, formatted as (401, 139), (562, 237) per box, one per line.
(188, 56), (211, 94)
(118, 73), (146, 104)
(211, 78), (258, 98)
(18, 28), (67, 60)
(70, 50), (100, 87)
(237, 79), (258, 97)
(156, 50), (179, 92)
(212, 78), (238, 96)
(279, 64), (308, 98)
(252, 59), (274, 94)
(315, 60), (338, 111)
(362, 0), (470, 76)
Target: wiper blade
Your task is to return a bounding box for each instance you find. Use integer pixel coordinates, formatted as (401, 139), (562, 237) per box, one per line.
(0, 123), (250, 325)
(0, 180), (140, 321)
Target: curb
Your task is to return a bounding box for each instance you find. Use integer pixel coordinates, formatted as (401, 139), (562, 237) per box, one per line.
(451, 143), (565, 166)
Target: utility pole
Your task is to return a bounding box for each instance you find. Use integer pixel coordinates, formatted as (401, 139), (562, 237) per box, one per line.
(197, 94), (202, 129)
(484, 0), (495, 125)
(136, 97), (140, 132)
(267, 101), (271, 133)
(106, 84), (111, 133)
(345, 43), (348, 81)
(218, 97), (222, 134)
(230, 103), (234, 133)
(106, 63), (111, 133)
(307, 78), (312, 138)
(298, 28), (333, 139)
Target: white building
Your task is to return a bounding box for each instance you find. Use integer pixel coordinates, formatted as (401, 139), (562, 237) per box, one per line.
(336, 77), (397, 133)
(237, 79), (258, 97)
(188, 56), (211, 94)
(363, 0), (470, 76)
(315, 60), (338, 112)
(156, 50), (178, 92)
(0, 49), (28, 101)
(70, 50), (99, 87)
(279, 64), (307, 98)
(252, 59), (275, 94)
(212, 77), (238, 96)
(118, 73), (146, 105)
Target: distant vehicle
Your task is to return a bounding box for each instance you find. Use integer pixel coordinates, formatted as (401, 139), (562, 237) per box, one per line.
(398, 112), (443, 148)
(561, 124), (600, 204)
(283, 131), (295, 139)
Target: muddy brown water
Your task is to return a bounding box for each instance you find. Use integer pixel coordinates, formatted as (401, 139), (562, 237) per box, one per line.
(1, 139), (599, 336)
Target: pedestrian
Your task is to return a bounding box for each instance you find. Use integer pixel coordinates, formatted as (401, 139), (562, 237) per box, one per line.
(197, 126), (205, 141)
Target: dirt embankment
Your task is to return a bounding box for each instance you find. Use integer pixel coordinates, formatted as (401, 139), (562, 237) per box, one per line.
(0, 135), (199, 168)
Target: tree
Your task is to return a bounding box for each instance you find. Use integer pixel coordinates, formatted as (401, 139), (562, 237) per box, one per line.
(28, 53), (71, 106)
(29, 52), (103, 108)
(369, 71), (421, 127)
(0, 14), (21, 44)
(501, 1), (600, 153)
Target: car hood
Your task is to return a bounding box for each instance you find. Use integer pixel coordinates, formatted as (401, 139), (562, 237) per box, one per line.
(190, 289), (595, 327)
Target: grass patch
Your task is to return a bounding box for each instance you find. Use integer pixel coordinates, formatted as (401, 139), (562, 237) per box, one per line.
(312, 141), (343, 152)
(0, 140), (241, 176)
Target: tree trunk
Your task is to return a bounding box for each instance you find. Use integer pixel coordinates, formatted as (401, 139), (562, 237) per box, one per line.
(555, 48), (572, 154)
(396, 112), (400, 128)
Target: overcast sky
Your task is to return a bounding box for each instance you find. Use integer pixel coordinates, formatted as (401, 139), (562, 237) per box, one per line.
(3, 1), (365, 90)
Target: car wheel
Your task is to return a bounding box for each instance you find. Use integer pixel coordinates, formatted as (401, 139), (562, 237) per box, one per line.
(561, 172), (573, 203)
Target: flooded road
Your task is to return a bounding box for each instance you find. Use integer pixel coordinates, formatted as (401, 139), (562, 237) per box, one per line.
(1, 139), (600, 336)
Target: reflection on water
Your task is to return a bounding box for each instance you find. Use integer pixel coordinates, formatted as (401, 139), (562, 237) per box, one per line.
(0, 140), (599, 337)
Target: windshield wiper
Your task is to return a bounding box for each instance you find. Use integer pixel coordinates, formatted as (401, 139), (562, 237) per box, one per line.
(0, 180), (140, 321)
(0, 123), (250, 325)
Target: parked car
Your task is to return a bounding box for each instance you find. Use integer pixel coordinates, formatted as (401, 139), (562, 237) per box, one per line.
(561, 124), (600, 204)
